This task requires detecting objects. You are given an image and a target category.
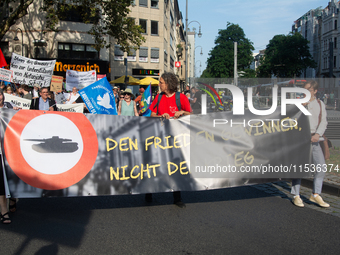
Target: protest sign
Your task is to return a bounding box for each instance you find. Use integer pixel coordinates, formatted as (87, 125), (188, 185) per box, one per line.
(65, 69), (96, 91)
(97, 74), (106, 81)
(50, 75), (64, 92)
(57, 103), (84, 113)
(10, 53), (56, 87)
(0, 68), (13, 82)
(4, 94), (31, 109)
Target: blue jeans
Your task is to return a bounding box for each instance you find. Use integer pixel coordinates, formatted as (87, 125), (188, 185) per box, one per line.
(291, 142), (326, 195)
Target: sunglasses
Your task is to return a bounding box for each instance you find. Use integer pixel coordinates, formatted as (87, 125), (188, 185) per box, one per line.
(120, 96), (124, 98)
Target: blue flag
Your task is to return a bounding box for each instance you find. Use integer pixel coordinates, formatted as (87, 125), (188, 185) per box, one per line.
(140, 84), (153, 116)
(79, 78), (117, 115)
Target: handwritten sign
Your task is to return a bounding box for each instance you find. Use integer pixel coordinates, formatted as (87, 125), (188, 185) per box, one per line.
(10, 53), (56, 87)
(50, 75), (64, 92)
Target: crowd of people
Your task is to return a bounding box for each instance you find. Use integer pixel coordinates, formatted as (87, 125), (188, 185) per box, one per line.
(0, 75), (331, 224)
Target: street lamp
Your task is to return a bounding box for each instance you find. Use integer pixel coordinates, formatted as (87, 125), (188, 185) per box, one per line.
(195, 46), (203, 56)
(185, 0), (202, 87)
(188, 21), (202, 38)
(13, 28), (23, 56)
(195, 60), (202, 77)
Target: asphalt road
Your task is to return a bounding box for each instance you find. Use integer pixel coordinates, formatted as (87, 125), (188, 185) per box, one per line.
(0, 186), (340, 255)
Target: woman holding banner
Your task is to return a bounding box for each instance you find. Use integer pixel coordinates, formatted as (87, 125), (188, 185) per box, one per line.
(147, 72), (191, 208)
(291, 80), (329, 208)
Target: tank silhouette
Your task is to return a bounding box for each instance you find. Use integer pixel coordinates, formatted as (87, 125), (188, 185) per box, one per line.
(24, 136), (78, 153)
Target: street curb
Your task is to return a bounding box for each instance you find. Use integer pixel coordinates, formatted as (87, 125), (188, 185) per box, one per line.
(301, 178), (340, 197)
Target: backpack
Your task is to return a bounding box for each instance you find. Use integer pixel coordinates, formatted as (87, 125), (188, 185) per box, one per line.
(155, 92), (181, 115)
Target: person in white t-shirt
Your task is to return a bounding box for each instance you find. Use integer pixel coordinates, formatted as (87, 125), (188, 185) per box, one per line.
(66, 87), (79, 104)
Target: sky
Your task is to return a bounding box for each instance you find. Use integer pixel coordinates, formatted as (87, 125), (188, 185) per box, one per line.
(178, 0), (329, 76)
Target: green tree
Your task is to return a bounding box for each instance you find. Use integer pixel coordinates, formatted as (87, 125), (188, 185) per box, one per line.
(204, 22), (254, 78)
(0, 0), (145, 52)
(0, 0), (34, 40)
(257, 33), (316, 78)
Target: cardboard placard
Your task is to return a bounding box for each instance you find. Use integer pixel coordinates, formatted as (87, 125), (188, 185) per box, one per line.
(50, 75), (64, 92)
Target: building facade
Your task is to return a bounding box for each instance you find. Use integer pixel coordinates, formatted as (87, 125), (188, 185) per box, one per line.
(1, 0), (110, 80)
(111, 0), (187, 91)
(0, 0), (188, 92)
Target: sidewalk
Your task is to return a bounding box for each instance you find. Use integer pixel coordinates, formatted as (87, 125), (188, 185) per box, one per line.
(326, 108), (340, 119)
(301, 172), (340, 197)
(252, 174), (340, 218)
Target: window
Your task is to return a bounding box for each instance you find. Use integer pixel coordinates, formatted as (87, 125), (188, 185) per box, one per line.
(170, 34), (174, 49)
(127, 49), (136, 62)
(72, 44), (85, 59)
(58, 43), (99, 59)
(114, 45), (124, 61)
(335, 20), (338, 30)
(334, 56), (336, 68)
(164, 38), (168, 54)
(151, 48), (159, 63)
(57, 4), (99, 23)
(170, 12), (174, 27)
(170, 56), (174, 69)
(164, 51), (168, 64)
(139, 0), (147, 7)
(85, 45), (99, 59)
(139, 47), (148, 62)
(151, 21), (158, 35)
(335, 38), (337, 49)
(58, 43), (71, 58)
(151, 0), (159, 8)
(140, 19), (147, 34)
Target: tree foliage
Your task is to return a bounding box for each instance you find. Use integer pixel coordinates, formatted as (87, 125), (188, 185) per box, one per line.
(0, 0), (34, 40)
(202, 22), (254, 78)
(257, 33), (316, 78)
(0, 0), (145, 52)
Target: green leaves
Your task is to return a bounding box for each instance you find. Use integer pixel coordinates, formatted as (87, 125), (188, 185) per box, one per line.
(204, 23), (254, 78)
(257, 32), (316, 78)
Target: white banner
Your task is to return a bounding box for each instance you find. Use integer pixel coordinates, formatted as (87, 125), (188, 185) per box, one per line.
(0, 68), (13, 82)
(10, 53), (56, 87)
(57, 103), (84, 113)
(66, 70), (97, 91)
(4, 94), (31, 109)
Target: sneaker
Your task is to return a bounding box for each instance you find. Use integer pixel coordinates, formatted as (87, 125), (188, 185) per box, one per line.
(292, 196), (304, 207)
(309, 194), (330, 208)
